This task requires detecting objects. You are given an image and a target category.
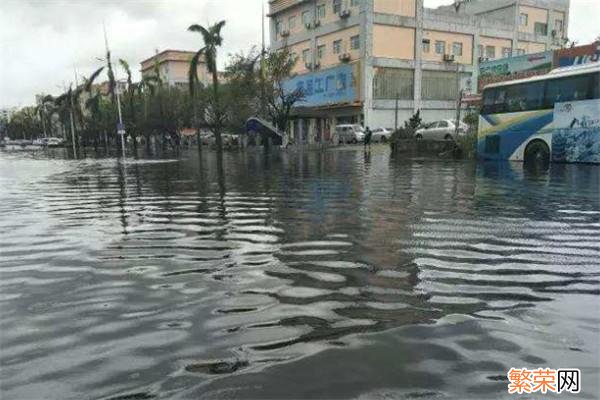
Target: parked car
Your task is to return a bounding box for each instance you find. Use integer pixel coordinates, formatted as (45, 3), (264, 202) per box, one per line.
(335, 124), (365, 144)
(371, 127), (392, 143)
(415, 120), (469, 141)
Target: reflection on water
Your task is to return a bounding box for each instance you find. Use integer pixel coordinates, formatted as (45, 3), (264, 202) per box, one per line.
(0, 148), (598, 399)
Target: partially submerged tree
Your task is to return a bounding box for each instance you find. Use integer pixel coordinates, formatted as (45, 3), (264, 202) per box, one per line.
(263, 47), (305, 134)
(188, 20), (227, 154)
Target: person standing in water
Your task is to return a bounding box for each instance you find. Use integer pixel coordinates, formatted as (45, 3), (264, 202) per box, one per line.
(364, 126), (373, 151)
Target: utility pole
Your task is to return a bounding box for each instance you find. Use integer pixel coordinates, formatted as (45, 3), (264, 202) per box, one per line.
(454, 61), (462, 138)
(39, 99), (47, 139)
(69, 88), (77, 158)
(394, 92), (399, 133)
(260, 0), (266, 119)
(41, 110), (47, 139)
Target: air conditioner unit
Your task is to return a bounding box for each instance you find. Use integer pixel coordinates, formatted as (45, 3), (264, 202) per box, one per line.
(443, 54), (455, 62)
(338, 53), (351, 62)
(477, 56), (488, 63)
(280, 29), (290, 37)
(305, 62), (313, 70)
(314, 20), (321, 28)
(339, 9), (351, 19)
(314, 62), (321, 69)
(305, 22), (313, 29)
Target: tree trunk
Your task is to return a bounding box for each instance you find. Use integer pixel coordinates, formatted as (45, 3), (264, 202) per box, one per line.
(212, 71), (223, 154)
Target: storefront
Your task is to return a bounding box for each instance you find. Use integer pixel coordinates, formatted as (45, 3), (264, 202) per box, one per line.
(284, 62), (362, 145)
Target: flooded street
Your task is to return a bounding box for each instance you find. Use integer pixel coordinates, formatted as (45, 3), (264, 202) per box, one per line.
(0, 147), (599, 399)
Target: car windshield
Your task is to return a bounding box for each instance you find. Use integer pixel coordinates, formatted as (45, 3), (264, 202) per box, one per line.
(353, 125), (364, 132)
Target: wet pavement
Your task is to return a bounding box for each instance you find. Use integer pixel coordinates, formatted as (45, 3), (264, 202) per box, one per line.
(0, 146), (598, 399)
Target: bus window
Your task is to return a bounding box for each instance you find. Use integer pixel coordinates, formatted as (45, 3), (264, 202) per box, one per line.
(506, 81), (545, 112)
(493, 89), (507, 113)
(482, 89), (496, 114)
(544, 73), (594, 107)
(593, 73), (600, 99)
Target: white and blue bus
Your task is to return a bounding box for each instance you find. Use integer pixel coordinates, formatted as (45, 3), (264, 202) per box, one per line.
(478, 63), (600, 164)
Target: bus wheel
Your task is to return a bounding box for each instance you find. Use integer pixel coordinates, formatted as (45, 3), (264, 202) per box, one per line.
(524, 140), (550, 167)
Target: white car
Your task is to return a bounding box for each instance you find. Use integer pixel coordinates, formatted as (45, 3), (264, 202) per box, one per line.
(415, 120), (469, 141)
(335, 124), (365, 144)
(371, 128), (392, 143)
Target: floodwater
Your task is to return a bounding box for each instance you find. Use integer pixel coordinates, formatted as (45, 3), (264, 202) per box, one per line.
(0, 147), (598, 400)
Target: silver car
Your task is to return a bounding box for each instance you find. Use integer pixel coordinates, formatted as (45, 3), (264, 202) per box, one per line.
(335, 124), (365, 144)
(371, 128), (392, 143)
(415, 120), (468, 141)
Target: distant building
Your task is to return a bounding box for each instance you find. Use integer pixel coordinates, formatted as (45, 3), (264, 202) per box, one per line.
(91, 81), (111, 97)
(269, 0), (570, 141)
(140, 49), (211, 89)
(0, 107), (17, 121)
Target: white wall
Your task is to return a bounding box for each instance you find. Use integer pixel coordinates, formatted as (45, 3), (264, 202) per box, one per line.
(369, 108), (415, 129)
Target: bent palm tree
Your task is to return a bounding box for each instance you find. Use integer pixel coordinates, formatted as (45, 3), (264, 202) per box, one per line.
(119, 59), (138, 150)
(188, 20), (226, 153)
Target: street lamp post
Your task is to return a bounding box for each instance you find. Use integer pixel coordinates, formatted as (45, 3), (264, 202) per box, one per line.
(115, 80), (126, 160)
(454, 62), (463, 138)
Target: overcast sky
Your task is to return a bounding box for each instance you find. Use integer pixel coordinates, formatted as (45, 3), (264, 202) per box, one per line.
(0, 0), (598, 108)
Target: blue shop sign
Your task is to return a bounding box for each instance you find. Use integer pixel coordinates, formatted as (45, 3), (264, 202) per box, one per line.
(283, 64), (357, 107)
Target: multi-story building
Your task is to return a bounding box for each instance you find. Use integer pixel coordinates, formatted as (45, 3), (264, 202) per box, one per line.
(0, 107), (17, 122)
(269, 0), (570, 142)
(140, 49), (211, 89)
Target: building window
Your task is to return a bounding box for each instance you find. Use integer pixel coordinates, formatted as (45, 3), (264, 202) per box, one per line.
(373, 68), (414, 100)
(502, 47), (512, 58)
(333, 0), (342, 14)
(302, 49), (310, 63)
(452, 42), (463, 56)
(288, 16), (296, 30)
(302, 10), (312, 26)
(435, 40), (446, 54)
(485, 45), (496, 59)
(317, 44), (326, 59)
(351, 0), (360, 6)
(534, 22), (548, 36)
(422, 70), (462, 101)
(478, 45), (484, 58)
(555, 19), (563, 31)
(350, 35), (360, 50)
(333, 39), (342, 54)
(275, 21), (282, 35)
(516, 48), (525, 56)
(422, 39), (430, 53)
(317, 4), (326, 19)
(519, 13), (528, 26)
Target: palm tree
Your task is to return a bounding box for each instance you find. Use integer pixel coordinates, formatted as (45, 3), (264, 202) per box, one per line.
(119, 59), (138, 151)
(53, 86), (82, 155)
(81, 66), (105, 148)
(188, 20), (226, 153)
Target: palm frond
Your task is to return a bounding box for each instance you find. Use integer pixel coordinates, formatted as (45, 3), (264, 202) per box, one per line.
(188, 23), (211, 40)
(119, 59), (133, 86)
(85, 66), (105, 92)
(188, 47), (206, 97)
(210, 20), (226, 46)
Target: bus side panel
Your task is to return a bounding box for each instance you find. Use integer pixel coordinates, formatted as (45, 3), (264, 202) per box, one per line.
(477, 111), (553, 161)
(551, 99), (600, 163)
